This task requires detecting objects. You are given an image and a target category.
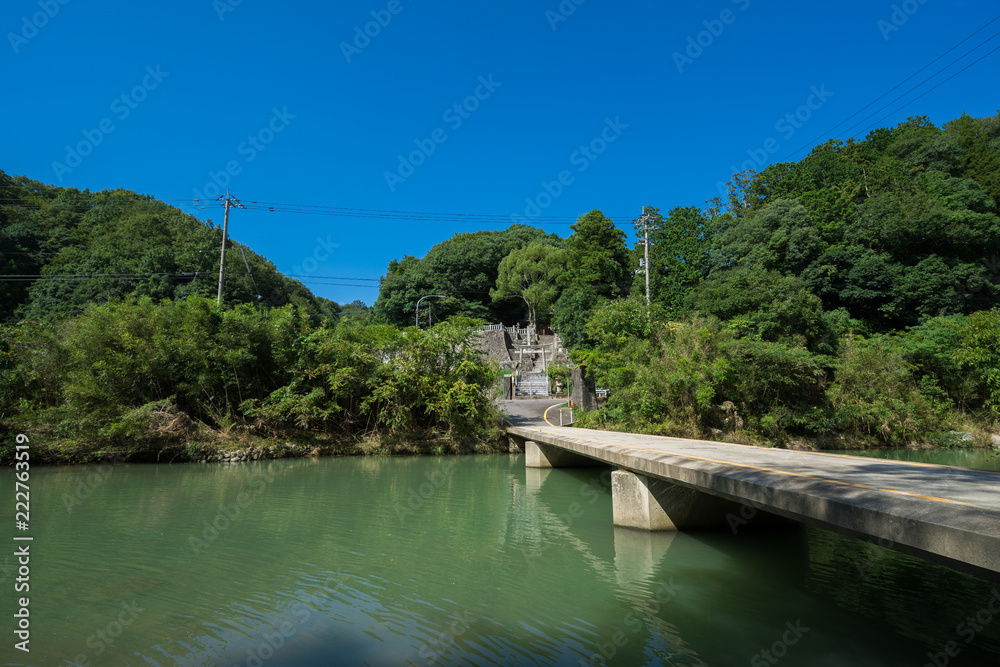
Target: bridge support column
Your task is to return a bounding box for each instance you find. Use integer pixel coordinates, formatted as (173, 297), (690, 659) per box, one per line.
(612, 470), (741, 531)
(525, 440), (603, 468)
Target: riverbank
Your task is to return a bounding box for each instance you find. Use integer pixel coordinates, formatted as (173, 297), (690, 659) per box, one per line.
(7, 398), (997, 467)
(1, 429), (510, 466)
(1, 412), (509, 466)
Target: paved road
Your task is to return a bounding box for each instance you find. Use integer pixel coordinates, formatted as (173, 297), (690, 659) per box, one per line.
(507, 423), (1000, 578)
(502, 398), (565, 427)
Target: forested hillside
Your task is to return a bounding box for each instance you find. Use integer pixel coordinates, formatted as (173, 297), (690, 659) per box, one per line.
(0, 171), (339, 321)
(0, 173), (506, 464)
(580, 112), (1000, 447)
(692, 112), (1000, 332)
(5, 111), (1000, 458)
(371, 112), (1000, 448)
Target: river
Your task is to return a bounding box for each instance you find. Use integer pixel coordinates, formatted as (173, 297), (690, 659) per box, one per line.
(3, 452), (1000, 666)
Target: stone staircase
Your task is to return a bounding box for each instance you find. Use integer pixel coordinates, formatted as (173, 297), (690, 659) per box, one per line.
(514, 372), (549, 397)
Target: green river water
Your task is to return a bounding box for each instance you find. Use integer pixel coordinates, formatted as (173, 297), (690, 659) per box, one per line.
(3, 452), (1000, 666)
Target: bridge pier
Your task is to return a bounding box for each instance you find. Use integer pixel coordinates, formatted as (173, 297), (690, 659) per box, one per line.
(612, 470), (745, 531)
(524, 440), (603, 468)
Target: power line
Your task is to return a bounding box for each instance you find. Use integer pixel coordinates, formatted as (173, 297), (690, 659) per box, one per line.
(835, 31), (1000, 141)
(299, 280), (380, 289)
(281, 274), (381, 281)
(0, 192), (623, 225)
(855, 42), (1000, 138)
(190, 202), (592, 225)
(0, 272), (199, 282)
(778, 14), (1000, 162)
(238, 244), (261, 298)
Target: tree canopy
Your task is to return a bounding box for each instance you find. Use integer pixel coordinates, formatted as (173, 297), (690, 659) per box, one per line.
(0, 172), (337, 322)
(491, 240), (566, 328)
(372, 225), (559, 326)
(561, 209), (630, 298)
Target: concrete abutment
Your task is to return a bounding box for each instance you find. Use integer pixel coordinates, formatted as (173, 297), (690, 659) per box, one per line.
(524, 440), (604, 468)
(612, 470), (744, 531)
(515, 435), (796, 534)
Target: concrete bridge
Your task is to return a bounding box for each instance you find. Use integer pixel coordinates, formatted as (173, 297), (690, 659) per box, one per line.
(506, 414), (1000, 581)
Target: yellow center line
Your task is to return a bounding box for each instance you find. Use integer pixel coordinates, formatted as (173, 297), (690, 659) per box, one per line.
(799, 448), (1000, 476)
(542, 402), (566, 428)
(522, 426), (975, 507)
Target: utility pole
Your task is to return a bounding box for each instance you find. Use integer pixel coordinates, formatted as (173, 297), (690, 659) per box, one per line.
(216, 189), (247, 305)
(415, 294), (446, 328)
(639, 206), (650, 304)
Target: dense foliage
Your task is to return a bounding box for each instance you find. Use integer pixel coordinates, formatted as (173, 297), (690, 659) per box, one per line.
(491, 240), (566, 329)
(1, 297), (503, 463)
(373, 225), (562, 326)
(374, 210), (632, 337)
(6, 111), (1000, 456)
(0, 171), (339, 322)
(574, 113), (1000, 447)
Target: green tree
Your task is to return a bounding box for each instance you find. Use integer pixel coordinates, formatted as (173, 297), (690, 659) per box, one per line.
(713, 199), (822, 276)
(827, 335), (945, 445)
(0, 172), (336, 321)
(561, 209), (630, 297)
(374, 225), (558, 326)
(491, 240), (566, 329)
(688, 263), (835, 354)
(956, 309), (1000, 416)
(551, 288), (604, 349)
(639, 205), (714, 315)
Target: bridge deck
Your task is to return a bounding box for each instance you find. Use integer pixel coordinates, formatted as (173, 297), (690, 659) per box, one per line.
(507, 423), (1000, 580)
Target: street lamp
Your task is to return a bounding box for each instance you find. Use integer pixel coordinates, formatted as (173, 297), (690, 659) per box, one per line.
(415, 294), (446, 328)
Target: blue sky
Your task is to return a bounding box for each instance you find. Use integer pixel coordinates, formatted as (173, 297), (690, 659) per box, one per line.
(4, 0), (999, 306)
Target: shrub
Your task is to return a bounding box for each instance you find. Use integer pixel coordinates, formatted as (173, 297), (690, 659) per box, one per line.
(827, 335), (948, 445)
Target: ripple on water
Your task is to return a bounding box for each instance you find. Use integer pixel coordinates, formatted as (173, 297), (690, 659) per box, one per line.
(8, 454), (1000, 667)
